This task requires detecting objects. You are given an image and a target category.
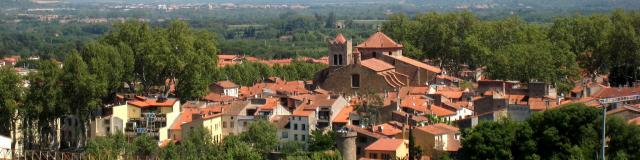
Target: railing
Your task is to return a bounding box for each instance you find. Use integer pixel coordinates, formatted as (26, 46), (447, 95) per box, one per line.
(0, 148), (159, 160)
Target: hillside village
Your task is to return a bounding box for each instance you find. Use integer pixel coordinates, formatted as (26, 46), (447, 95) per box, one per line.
(3, 31), (639, 159)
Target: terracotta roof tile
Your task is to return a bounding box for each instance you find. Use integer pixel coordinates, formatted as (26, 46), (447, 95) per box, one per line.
(364, 139), (406, 152)
(360, 59), (394, 72)
(333, 105), (354, 123)
(215, 80), (239, 89)
(203, 93), (235, 102)
(334, 33), (347, 44)
(628, 117), (640, 125)
(356, 32), (403, 49)
(128, 98), (177, 108)
(390, 56), (442, 73)
(417, 123), (459, 135)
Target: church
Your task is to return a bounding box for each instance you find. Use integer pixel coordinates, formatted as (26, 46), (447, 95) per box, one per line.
(315, 32), (442, 95)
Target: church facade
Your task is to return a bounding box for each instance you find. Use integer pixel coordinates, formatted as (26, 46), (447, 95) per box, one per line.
(315, 32), (442, 95)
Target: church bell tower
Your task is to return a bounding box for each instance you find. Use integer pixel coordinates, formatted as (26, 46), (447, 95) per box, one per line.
(328, 33), (353, 66)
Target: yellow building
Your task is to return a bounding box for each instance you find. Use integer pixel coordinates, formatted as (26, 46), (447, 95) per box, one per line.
(414, 123), (461, 156)
(363, 138), (408, 160)
(100, 96), (180, 142)
(181, 113), (224, 143)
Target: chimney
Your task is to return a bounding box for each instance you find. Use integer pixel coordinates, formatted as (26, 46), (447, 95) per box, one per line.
(308, 99), (313, 105)
(378, 125), (384, 132)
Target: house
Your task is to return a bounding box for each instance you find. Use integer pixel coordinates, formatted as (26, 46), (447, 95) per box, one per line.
(168, 101), (225, 142)
(103, 96), (181, 142)
(209, 80), (240, 97)
(221, 101), (253, 137)
(414, 123), (461, 156)
(315, 32), (442, 95)
(181, 112), (224, 143)
(363, 139), (409, 160)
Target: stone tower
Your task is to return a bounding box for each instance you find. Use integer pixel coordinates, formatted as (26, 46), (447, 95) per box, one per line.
(328, 33), (353, 66)
(336, 129), (357, 160)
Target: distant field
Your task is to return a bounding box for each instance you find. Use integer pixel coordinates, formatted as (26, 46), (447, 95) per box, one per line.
(227, 24), (266, 30)
(352, 20), (388, 24)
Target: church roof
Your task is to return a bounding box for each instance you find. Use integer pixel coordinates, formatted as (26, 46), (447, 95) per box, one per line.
(361, 59), (394, 72)
(334, 33), (347, 44)
(390, 56), (442, 73)
(356, 32), (403, 49)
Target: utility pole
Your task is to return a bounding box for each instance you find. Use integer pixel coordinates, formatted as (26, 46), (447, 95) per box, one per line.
(601, 104), (606, 160)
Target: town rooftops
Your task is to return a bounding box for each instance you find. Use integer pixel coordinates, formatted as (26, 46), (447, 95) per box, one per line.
(127, 96), (178, 108)
(356, 32), (403, 49)
(361, 59), (394, 72)
(417, 123), (459, 135)
(364, 138), (406, 152)
(629, 117), (640, 125)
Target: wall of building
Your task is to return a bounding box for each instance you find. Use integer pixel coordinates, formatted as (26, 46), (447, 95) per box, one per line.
(320, 65), (396, 95)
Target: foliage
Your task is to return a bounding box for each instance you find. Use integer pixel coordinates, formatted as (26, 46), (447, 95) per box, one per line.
(240, 119), (279, 155)
(308, 130), (336, 152)
(459, 103), (640, 159)
(215, 61), (326, 86)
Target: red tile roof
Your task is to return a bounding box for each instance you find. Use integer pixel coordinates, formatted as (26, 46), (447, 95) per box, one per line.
(333, 105), (354, 123)
(203, 93), (235, 102)
(215, 80), (239, 89)
(365, 138), (406, 152)
(356, 32), (403, 49)
(127, 98), (177, 108)
(431, 104), (456, 117)
(628, 117), (640, 125)
(360, 59), (394, 72)
(591, 86), (640, 99)
(417, 123), (459, 135)
(335, 33), (347, 44)
(438, 91), (463, 99)
(373, 123), (403, 136)
(390, 56), (442, 73)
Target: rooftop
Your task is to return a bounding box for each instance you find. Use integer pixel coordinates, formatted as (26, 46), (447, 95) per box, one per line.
(360, 58), (394, 72)
(364, 138), (406, 152)
(417, 123), (459, 135)
(356, 32), (403, 49)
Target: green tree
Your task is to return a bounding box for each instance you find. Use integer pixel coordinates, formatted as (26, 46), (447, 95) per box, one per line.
(0, 66), (23, 158)
(61, 51), (102, 148)
(132, 134), (159, 157)
(23, 60), (64, 149)
(308, 130), (336, 152)
(240, 119), (278, 155)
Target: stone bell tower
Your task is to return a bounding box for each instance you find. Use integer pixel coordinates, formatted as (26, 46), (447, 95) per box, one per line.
(328, 33), (353, 66)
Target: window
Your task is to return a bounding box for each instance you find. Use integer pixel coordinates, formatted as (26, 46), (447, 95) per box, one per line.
(333, 54), (338, 65)
(282, 132), (289, 139)
(243, 121), (247, 126)
(370, 153), (378, 159)
(223, 122), (227, 128)
(293, 124), (298, 130)
(301, 124), (306, 131)
(351, 74), (360, 88)
(381, 153), (391, 159)
(230, 122), (234, 128)
(301, 135), (306, 141)
(372, 52), (378, 58)
(338, 55), (343, 65)
(294, 134), (298, 141)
